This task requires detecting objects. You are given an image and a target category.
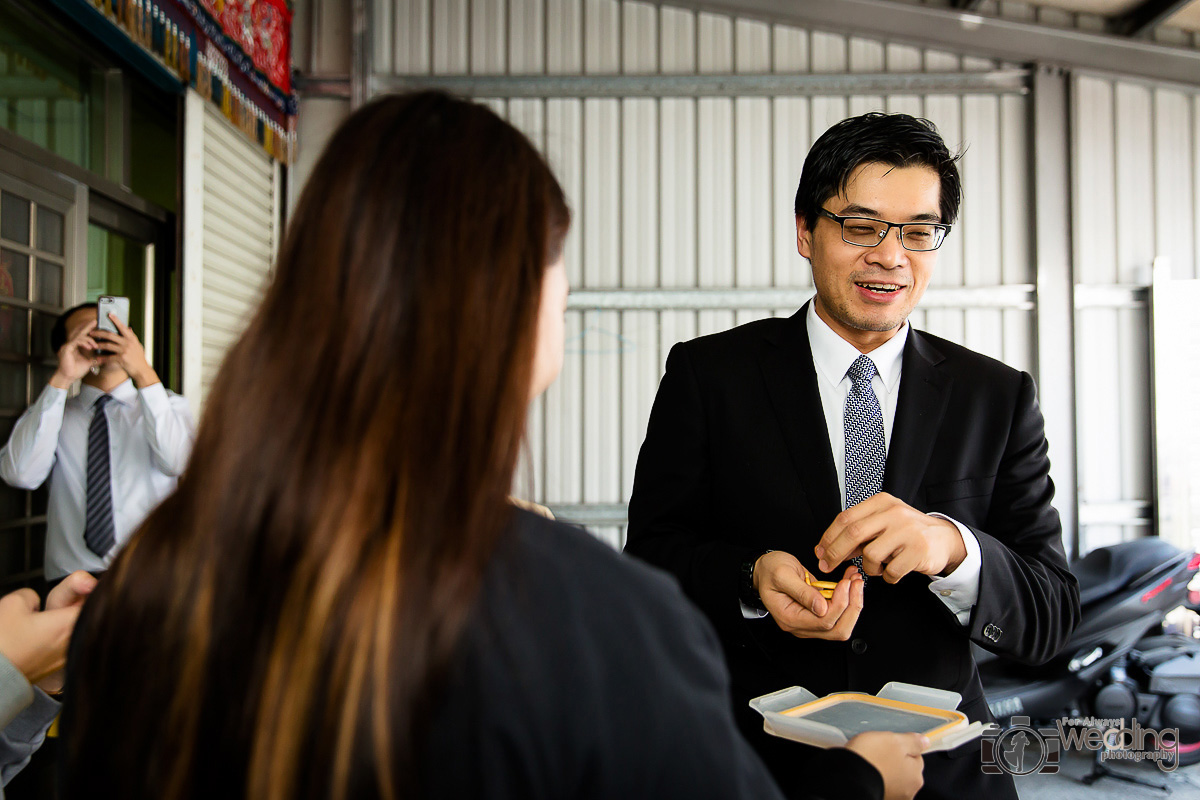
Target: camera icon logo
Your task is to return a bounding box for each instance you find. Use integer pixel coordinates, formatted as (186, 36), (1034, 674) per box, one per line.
(981, 717), (1061, 776)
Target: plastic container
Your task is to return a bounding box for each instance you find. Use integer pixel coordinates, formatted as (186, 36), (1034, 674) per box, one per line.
(749, 681), (988, 753)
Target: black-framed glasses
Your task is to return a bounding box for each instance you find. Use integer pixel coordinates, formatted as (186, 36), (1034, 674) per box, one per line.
(818, 208), (951, 252)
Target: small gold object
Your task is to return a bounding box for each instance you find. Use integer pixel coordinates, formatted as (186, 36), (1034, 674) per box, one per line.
(804, 571), (837, 599)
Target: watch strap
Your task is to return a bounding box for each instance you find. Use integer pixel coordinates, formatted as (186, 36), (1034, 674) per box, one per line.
(739, 550), (773, 611)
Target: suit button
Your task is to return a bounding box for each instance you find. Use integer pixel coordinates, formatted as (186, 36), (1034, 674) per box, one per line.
(851, 638), (868, 655)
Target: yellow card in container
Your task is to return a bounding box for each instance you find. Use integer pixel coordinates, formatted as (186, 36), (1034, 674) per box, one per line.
(782, 693), (965, 739)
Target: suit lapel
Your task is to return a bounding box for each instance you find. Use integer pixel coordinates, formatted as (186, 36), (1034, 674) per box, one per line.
(883, 329), (951, 506)
(758, 304), (842, 526)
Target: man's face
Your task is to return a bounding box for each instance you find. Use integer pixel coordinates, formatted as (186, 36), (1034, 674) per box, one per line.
(797, 161), (942, 351)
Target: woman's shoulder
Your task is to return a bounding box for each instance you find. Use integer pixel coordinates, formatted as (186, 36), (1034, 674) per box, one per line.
(474, 509), (724, 702)
(431, 510), (784, 800)
(502, 509), (692, 617)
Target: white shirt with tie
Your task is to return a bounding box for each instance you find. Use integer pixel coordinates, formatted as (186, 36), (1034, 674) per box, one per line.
(742, 303), (981, 624)
(0, 379), (195, 579)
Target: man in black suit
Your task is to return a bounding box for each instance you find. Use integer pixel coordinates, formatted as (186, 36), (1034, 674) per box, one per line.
(624, 112), (1080, 800)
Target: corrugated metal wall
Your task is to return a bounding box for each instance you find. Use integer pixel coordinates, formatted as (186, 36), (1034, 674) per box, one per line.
(182, 94), (282, 413)
(361, 0), (1037, 549)
(292, 0), (1200, 555)
(1071, 74), (1199, 550)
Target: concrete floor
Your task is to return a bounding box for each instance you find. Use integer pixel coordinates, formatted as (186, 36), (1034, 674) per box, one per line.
(1016, 747), (1200, 799)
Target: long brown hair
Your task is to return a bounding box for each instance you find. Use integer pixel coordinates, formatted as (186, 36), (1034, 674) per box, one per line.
(63, 92), (569, 800)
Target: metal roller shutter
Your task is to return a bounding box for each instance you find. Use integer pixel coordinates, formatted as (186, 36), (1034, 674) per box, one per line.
(182, 91), (282, 413)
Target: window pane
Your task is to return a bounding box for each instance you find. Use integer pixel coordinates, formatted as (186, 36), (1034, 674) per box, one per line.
(31, 484), (48, 516)
(36, 208), (64, 256)
(0, 193), (30, 245)
(1, 250), (29, 303)
(0, 361), (26, 412)
(0, 415), (15, 511)
(0, 414), (27, 566)
(34, 259), (62, 307)
(28, 524), (43, 572)
(30, 311), (56, 360)
(0, 305), (28, 358)
(0, 528), (26, 577)
(0, 485), (23, 523)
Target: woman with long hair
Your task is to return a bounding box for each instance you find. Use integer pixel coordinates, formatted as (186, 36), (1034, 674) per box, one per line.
(61, 92), (924, 800)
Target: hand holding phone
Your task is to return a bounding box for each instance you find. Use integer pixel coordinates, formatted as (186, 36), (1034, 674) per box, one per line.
(90, 298), (159, 388)
(49, 317), (100, 388)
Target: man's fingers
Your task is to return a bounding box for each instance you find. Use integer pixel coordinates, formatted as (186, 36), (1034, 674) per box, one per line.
(69, 320), (97, 340)
(791, 575), (854, 635)
(816, 576), (852, 629)
(110, 313), (138, 341)
(860, 532), (902, 576)
(826, 576), (864, 638)
(771, 567), (828, 617)
(879, 545), (922, 583)
(816, 494), (904, 570)
(817, 513), (887, 572)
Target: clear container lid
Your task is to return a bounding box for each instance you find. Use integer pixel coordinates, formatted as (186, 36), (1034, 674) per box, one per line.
(749, 682), (988, 752)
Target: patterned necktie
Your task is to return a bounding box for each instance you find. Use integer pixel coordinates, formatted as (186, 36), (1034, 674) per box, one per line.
(84, 394), (116, 557)
(844, 355), (886, 581)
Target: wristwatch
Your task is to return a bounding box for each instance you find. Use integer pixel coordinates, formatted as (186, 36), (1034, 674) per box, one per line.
(739, 551), (772, 611)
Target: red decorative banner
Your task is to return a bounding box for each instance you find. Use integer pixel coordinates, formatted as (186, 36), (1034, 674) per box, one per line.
(200, 0), (292, 97)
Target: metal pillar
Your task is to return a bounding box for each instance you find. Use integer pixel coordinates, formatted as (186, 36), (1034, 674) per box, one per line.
(1031, 65), (1080, 558)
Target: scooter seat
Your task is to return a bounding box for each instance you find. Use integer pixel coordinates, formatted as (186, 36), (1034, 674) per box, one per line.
(1071, 537), (1184, 607)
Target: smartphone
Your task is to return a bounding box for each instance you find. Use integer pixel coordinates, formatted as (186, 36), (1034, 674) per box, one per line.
(96, 296), (130, 333)
(95, 296), (130, 354)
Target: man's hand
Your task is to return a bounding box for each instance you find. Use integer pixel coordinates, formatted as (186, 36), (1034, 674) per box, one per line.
(844, 731), (928, 800)
(0, 588), (83, 685)
(50, 318), (99, 389)
(753, 550), (864, 640)
(91, 314), (160, 388)
(36, 571), (98, 694)
(815, 493), (967, 583)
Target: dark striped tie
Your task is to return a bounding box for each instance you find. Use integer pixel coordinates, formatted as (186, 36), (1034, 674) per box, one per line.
(844, 355), (886, 582)
(84, 394), (115, 557)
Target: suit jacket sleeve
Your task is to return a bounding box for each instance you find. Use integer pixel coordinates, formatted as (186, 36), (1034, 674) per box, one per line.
(0, 651), (57, 787)
(964, 372), (1080, 665)
(624, 343), (757, 639)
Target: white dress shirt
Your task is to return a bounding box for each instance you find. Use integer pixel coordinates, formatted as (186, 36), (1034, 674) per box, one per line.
(742, 305), (981, 624)
(0, 379), (195, 579)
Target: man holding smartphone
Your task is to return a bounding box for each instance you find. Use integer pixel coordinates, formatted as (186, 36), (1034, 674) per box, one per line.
(0, 300), (195, 584)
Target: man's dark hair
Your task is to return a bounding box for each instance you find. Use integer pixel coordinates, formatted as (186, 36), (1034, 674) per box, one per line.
(793, 112), (963, 231)
(50, 302), (95, 354)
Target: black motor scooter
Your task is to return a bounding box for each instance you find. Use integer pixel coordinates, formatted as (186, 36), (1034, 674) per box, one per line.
(979, 537), (1200, 780)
